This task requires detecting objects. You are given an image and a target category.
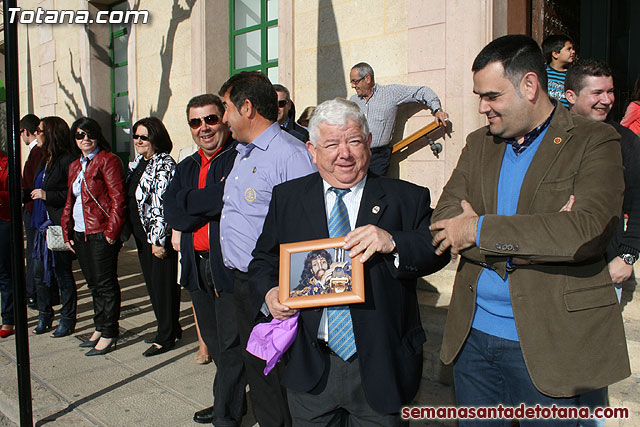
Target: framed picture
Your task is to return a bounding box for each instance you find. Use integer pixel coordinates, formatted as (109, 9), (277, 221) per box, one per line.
(279, 237), (365, 309)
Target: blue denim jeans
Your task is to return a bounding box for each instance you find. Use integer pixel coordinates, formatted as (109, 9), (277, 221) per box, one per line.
(454, 328), (579, 426)
(0, 220), (14, 325)
(34, 250), (77, 324)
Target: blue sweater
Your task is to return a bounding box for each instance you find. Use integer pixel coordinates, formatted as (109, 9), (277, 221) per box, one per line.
(472, 128), (548, 341)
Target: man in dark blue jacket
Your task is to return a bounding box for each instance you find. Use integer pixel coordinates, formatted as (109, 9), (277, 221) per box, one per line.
(164, 94), (245, 427)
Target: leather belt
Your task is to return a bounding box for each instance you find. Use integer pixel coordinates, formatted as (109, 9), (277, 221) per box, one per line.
(195, 250), (209, 259)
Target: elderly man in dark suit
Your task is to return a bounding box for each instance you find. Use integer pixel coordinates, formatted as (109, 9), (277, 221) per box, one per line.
(249, 97), (448, 425)
(431, 35), (630, 425)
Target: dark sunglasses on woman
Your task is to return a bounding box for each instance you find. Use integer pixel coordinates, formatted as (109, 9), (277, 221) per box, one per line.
(74, 131), (96, 140)
(188, 114), (219, 129)
(133, 134), (150, 141)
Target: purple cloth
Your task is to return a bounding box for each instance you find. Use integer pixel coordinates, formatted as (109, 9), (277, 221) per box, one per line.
(220, 122), (316, 272)
(246, 312), (300, 375)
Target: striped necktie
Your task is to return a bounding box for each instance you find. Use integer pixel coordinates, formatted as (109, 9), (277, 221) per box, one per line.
(327, 187), (357, 360)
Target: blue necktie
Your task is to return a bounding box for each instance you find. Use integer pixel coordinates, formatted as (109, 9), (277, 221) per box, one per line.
(327, 187), (357, 360)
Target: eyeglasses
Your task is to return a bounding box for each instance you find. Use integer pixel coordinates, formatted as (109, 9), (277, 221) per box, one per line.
(74, 131), (96, 141)
(133, 134), (150, 142)
(350, 76), (366, 85)
(277, 99), (289, 108)
(188, 114), (219, 129)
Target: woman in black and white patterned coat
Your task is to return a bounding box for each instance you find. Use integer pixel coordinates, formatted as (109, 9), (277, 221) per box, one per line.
(126, 117), (181, 357)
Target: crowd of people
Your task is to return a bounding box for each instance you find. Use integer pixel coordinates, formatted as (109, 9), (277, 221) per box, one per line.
(0, 32), (638, 426)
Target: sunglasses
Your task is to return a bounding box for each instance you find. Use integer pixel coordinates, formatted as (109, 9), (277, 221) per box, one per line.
(74, 131), (96, 141)
(188, 114), (219, 129)
(133, 134), (150, 142)
(350, 76), (366, 85)
(277, 99), (289, 108)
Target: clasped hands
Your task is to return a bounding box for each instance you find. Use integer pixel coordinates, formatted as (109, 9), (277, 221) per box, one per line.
(265, 224), (395, 320)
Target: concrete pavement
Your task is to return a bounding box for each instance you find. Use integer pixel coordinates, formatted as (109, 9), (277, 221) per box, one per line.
(0, 247), (638, 426)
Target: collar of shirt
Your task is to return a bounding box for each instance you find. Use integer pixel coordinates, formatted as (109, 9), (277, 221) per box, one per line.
(80, 147), (101, 171)
(281, 118), (290, 129)
(236, 122), (282, 157)
(360, 83), (379, 101)
(198, 143), (224, 168)
(503, 100), (557, 155)
(322, 176), (367, 231)
(28, 140), (38, 151)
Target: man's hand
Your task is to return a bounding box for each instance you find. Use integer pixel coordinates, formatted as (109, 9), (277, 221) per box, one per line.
(31, 189), (46, 200)
(106, 236), (116, 245)
(608, 257), (634, 284)
(152, 245), (167, 259)
(265, 287), (298, 320)
(66, 240), (75, 254)
(434, 109), (449, 127)
(344, 224), (395, 263)
(560, 195), (575, 212)
(430, 200), (478, 257)
(171, 230), (181, 252)
(512, 195), (574, 265)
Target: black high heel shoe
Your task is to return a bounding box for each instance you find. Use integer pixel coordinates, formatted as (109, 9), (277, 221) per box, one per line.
(85, 337), (118, 356)
(79, 332), (102, 348)
(33, 317), (53, 335)
(51, 321), (75, 338)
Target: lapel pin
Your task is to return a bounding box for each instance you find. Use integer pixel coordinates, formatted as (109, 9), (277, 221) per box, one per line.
(252, 167), (257, 173)
(553, 137), (562, 144)
(372, 206), (380, 214)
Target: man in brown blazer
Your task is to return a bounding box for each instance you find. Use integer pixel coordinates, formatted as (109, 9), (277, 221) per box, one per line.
(431, 35), (630, 425)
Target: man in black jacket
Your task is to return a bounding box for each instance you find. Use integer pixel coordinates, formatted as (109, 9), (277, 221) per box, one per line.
(249, 98), (448, 425)
(565, 59), (640, 292)
(274, 84), (309, 143)
(565, 58), (640, 427)
(164, 94), (245, 427)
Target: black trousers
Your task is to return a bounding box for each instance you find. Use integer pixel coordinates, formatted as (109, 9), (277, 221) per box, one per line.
(34, 250), (77, 324)
(233, 270), (291, 427)
(287, 354), (401, 427)
(369, 146), (392, 176)
(133, 235), (181, 347)
(74, 231), (121, 338)
(191, 254), (246, 425)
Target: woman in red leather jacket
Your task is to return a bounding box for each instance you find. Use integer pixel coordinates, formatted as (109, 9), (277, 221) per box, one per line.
(61, 117), (126, 356)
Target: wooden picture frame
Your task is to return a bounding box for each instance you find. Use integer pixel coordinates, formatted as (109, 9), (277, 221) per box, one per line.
(279, 237), (365, 309)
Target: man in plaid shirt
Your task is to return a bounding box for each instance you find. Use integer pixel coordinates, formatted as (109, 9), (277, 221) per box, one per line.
(349, 62), (448, 175)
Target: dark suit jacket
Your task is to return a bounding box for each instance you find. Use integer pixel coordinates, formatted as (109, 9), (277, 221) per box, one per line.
(249, 172), (448, 414)
(164, 139), (238, 293)
(433, 105), (631, 397)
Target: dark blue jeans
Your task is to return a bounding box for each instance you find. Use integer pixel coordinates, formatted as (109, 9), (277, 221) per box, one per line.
(454, 328), (579, 426)
(0, 220), (13, 325)
(34, 250), (77, 324)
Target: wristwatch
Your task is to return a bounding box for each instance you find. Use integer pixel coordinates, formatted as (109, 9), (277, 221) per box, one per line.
(619, 253), (638, 265)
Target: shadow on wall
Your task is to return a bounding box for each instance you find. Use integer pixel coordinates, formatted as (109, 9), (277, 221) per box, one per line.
(56, 0), (195, 130)
(316, 0), (347, 104)
(149, 0), (197, 119)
